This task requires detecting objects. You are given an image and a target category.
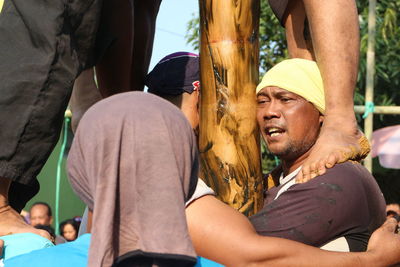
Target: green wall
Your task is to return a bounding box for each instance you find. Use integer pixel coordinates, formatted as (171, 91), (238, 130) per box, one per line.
(26, 136), (85, 230)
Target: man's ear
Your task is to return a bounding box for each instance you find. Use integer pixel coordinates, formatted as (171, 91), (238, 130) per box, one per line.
(319, 114), (324, 126)
(50, 216), (53, 225)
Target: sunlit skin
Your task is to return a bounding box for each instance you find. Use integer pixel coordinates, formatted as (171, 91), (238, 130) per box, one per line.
(62, 223), (77, 241)
(386, 204), (400, 217)
(256, 86), (323, 175)
(285, 0), (364, 182)
(162, 90), (200, 143)
(29, 205), (52, 227)
(181, 90), (200, 133)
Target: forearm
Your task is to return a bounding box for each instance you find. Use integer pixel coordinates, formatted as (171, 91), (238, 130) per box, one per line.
(303, 0), (359, 116)
(186, 196), (383, 267)
(247, 236), (378, 267)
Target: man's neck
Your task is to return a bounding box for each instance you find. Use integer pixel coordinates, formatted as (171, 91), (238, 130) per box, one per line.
(281, 149), (312, 176)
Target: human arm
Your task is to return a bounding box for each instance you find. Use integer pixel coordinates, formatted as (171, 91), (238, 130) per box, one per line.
(186, 195), (399, 267)
(367, 217), (400, 266)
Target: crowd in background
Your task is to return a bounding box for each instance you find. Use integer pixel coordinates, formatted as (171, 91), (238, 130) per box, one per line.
(21, 202), (81, 244)
(20, 196), (400, 245)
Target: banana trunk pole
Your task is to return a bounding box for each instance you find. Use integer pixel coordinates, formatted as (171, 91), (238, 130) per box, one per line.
(199, 0), (263, 216)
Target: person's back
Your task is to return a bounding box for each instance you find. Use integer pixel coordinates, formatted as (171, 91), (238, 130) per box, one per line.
(251, 161), (385, 251)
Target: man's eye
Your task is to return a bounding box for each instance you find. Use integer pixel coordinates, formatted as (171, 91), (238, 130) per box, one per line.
(257, 98), (269, 105)
(281, 98), (292, 102)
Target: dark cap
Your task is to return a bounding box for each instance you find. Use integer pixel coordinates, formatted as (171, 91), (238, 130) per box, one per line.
(145, 52), (200, 96)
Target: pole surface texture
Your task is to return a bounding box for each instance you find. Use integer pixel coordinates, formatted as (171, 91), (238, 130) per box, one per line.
(199, 0), (263, 216)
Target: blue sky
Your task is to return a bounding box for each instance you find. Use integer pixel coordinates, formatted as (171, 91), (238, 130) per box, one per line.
(149, 0), (199, 70)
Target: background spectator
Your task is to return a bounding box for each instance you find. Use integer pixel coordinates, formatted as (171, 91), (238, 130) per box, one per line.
(29, 202), (53, 227)
(59, 219), (79, 242)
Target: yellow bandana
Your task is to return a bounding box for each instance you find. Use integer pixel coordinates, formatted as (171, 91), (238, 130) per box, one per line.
(256, 58), (325, 114)
(0, 0), (4, 14)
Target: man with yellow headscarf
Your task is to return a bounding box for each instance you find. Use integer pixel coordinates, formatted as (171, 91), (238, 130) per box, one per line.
(277, 0), (367, 183)
(249, 58), (385, 252)
(182, 58), (398, 265)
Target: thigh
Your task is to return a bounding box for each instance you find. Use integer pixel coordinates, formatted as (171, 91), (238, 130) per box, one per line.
(95, 0), (161, 95)
(283, 0), (315, 59)
(130, 0), (161, 91)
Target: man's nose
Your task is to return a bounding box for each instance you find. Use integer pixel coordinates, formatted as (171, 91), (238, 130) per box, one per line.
(261, 101), (280, 119)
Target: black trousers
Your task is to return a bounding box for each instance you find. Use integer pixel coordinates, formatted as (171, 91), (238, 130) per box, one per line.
(0, 0), (102, 210)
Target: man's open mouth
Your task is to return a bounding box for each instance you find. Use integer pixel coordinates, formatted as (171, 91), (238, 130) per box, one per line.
(266, 127), (285, 137)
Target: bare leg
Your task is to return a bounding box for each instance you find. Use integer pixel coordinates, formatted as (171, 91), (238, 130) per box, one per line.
(285, 0), (369, 181)
(0, 178), (50, 239)
(130, 0), (161, 91)
(284, 0), (315, 61)
(95, 0), (161, 96)
(70, 69), (102, 133)
(95, 0), (134, 96)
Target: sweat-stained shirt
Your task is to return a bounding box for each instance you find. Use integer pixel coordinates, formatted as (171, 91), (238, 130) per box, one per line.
(250, 162), (386, 252)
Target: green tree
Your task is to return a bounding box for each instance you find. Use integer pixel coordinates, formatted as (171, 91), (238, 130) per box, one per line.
(356, 0), (400, 112)
(356, 0), (400, 203)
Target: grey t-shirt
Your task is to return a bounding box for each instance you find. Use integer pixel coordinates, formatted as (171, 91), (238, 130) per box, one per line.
(185, 178), (215, 207)
(250, 162), (386, 252)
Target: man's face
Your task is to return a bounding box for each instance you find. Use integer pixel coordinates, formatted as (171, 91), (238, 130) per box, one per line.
(256, 86), (323, 161)
(30, 204), (52, 227)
